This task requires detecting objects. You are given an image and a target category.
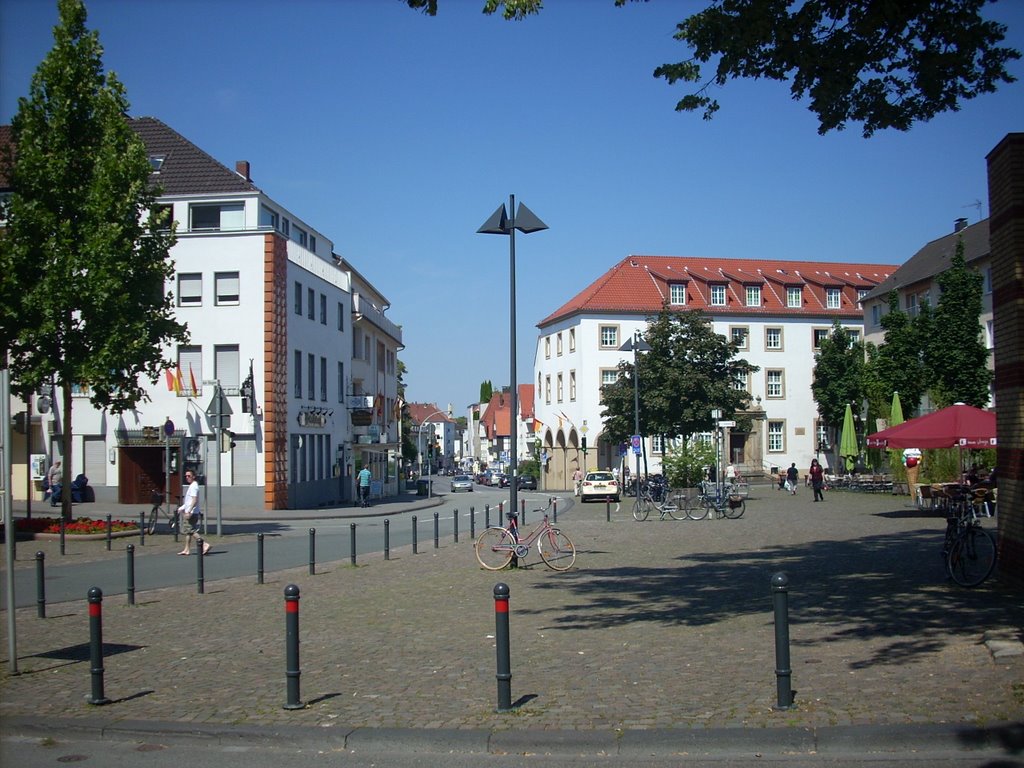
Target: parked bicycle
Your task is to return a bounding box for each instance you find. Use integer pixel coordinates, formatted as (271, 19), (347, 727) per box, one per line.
(632, 479), (688, 521)
(145, 489), (179, 535)
(941, 486), (997, 588)
(475, 505), (576, 571)
(686, 480), (745, 520)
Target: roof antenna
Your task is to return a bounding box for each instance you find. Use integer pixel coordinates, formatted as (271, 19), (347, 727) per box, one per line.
(962, 199), (983, 221)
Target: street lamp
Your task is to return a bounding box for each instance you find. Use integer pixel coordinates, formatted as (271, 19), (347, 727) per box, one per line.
(478, 195), (548, 518)
(417, 405), (452, 499)
(619, 330), (651, 496)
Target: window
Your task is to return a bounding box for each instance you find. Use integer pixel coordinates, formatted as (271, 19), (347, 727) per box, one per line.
(214, 345), (239, 391)
(599, 325), (618, 348)
(765, 327), (783, 350)
(309, 235), (317, 253)
(352, 329), (361, 359)
(377, 340), (386, 372)
(556, 373), (563, 402)
(570, 370), (577, 401)
(545, 337), (551, 359)
(293, 224), (308, 247)
(730, 326), (749, 349)
(816, 422), (829, 452)
(294, 350), (302, 398)
(857, 288), (869, 306)
(569, 328), (576, 352)
(152, 203), (173, 231)
(320, 294), (327, 325)
(711, 284), (726, 306)
(652, 435), (665, 454)
(826, 287), (842, 309)
(177, 346), (202, 397)
(545, 375), (551, 404)
(813, 328), (830, 349)
(787, 287), (802, 308)
(259, 205), (278, 231)
(149, 155), (165, 172)
(337, 362), (345, 403)
(214, 272), (239, 305)
(871, 304), (882, 326)
(364, 336), (371, 361)
(906, 293), (919, 317)
(983, 267), (993, 294)
(307, 353), (315, 400)
(670, 283), (686, 305)
(733, 370), (749, 391)
(189, 202), (244, 231)
(178, 273), (202, 307)
(767, 421), (785, 452)
(294, 282), (302, 315)
(746, 285), (761, 307)
(556, 332), (563, 356)
(307, 288), (314, 320)
(766, 369), (784, 398)
(847, 329), (861, 345)
(337, 302), (345, 331)
(320, 357), (327, 401)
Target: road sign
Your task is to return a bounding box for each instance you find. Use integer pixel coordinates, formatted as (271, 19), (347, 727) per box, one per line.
(631, 435), (642, 455)
(205, 387), (233, 428)
(718, 420), (737, 428)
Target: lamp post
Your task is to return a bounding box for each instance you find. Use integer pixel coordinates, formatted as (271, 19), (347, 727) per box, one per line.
(478, 196), (548, 519)
(711, 408), (723, 498)
(417, 405), (452, 499)
(619, 330), (651, 495)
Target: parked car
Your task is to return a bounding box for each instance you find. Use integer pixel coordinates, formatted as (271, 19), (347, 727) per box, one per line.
(580, 471), (619, 503)
(475, 472), (489, 485)
(517, 474), (537, 490)
(493, 473), (509, 488)
(451, 474), (474, 492)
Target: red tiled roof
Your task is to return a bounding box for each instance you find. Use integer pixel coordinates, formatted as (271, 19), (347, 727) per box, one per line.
(408, 402), (451, 426)
(538, 255), (898, 327)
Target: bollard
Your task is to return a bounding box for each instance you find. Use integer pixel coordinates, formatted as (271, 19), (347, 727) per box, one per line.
(283, 584), (304, 709)
(309, 528), (316, 575)
(126, 544), (136, 606)
(470, 506), (476, 539)
(384, 518), (390, 561)
(454, 509), (459, 544)
(350, 523), (357, 566)
(59, 517), (66, 556)
(521, 498), (526, 523)
(257, 532), (265, 585)
(499, 501), (504, 518)
(106, 514), (113, 551)
(87, 587), (110, 705)
(494, 583), (512, 712)
(772, 572), (794, 710)
(434, 512), (440, 549)
(196, 537), (205, 594)
(485, 504), (491, 529)
(412, 515), (418, 554)
(606, 499), (611, 522)
(553, 499), (557, 524)
(139, 511), (146, 546)
(35, 551), (46, 618)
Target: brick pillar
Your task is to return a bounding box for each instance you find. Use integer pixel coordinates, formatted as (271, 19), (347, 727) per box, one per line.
(986, 132), (1024, 590)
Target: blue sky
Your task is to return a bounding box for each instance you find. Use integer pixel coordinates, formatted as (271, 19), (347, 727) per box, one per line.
(3, 0), (1023, 414)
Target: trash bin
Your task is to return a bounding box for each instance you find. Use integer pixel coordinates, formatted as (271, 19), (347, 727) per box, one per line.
(416, 478), (431, 496)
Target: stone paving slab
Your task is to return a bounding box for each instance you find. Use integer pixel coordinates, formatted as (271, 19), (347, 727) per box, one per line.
(1, 489), (1021, 735)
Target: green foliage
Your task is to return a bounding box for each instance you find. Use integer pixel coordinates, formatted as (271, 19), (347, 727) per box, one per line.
(479, 380), (493, 403)
(660, 438), (716, 489)
(517, 457), (539, 478)
(921, 238), (992, 408)
(920, 448), (961, 484)
(600, 306), (757, 444)
(863, 291), (928, 418)
(811, 321), (865, 432)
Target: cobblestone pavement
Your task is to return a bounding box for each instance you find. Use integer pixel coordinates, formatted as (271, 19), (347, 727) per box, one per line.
(1, 487), (1021, 735)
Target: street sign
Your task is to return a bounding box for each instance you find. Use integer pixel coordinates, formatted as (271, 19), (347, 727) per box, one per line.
(631, 435), (642, 455)
(718, 420), (737, 428)
(205, 388), (233, 429)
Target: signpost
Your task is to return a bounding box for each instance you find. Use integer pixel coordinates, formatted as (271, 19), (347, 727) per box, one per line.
(205, 383), (232, 535)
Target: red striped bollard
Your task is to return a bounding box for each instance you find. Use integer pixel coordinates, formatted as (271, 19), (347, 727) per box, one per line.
(87, 587), (111, 705)
(283, 584), (304, 709)
(494, 582), (512, 712)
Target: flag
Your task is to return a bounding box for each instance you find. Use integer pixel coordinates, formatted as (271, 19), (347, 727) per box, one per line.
(393, 396), (405, 421)
(165, 369), (176, 392)
(534, 419), (545, 434)
(174, 367), (184, 394)
(375, 393), (384, 419)
(188, 364), (198, 395)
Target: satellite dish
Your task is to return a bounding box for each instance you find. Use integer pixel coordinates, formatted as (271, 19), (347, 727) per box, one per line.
(36, 395), (51, 414)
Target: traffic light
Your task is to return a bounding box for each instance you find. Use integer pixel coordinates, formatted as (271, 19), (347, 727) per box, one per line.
(581, 435), (587, 453)
(240, 372), (254, 413)
(220, 429), (237, 453)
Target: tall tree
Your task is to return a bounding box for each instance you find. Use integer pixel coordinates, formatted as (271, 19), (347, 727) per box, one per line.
(479, 380), (493, 403)
(0, 0), (188, 518)
(812, 321), (865, 437)
(601, 307), (757, 444)
(406, 0), (1019, 137)
(863, 291), (928, 416)
(921, 238), (992, 407)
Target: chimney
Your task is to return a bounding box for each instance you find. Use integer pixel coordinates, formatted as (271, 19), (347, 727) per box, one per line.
(235, 160), (251, 182)
(954, 217), (968, 233)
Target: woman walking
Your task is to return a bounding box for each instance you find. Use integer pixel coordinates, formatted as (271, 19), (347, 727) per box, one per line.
(809, 458), (825, 502)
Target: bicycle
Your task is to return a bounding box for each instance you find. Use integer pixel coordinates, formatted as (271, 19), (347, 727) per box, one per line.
(475, 507), (576, 571)
(686, 481), (745, 520)
(941, 486), (997, 588)
(632, 478), (688, 521)
(145, 489), (179, 535)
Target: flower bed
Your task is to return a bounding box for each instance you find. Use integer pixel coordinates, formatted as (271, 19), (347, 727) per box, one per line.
(11, 516), (139, 535)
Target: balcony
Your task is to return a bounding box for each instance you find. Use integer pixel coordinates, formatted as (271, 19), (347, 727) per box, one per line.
(352, 293), (402, 343)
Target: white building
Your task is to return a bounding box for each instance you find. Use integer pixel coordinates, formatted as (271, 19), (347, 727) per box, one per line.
(533, 255), (897, 489)
(4, 117), (402, 509)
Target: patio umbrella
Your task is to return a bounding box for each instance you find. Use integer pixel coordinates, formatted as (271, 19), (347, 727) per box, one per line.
(865, 403), (996, 449)
(889, 392), (904, 428)
(839, 403), (859, 473)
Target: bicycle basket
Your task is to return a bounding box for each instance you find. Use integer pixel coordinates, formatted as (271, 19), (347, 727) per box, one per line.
(728, 495), (743, 508)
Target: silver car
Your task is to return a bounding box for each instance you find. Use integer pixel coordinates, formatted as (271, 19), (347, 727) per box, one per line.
(451, 474), (474, 492)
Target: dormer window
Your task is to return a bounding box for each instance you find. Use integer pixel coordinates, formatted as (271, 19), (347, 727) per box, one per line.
(669, 282), (686, 306)
(745, 285), (761, 307)
(787, 286), (802, 308)
(149, 155), (165, 172)
(826, 287), (842, 309)
(710, 284), (726, 306)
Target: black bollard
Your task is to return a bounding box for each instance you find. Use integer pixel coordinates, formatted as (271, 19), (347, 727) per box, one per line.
(59, 517), (66, 556)
(412, 515), (418, 554)
(454, 509), (459, 543)
(35, 551), (46, 619)
(106, 514), (113, 551)
(772, 572), (794, 710)
(309, 528), (316, 575)
(485, 504), (491, 529)
(126, 544), (135, 606)
(350, 523), (357, 566)
(384, 518), (390, 561)
(283, 584), (304, 710)
(196, 537), (205, 594)
(257, 532), (265, 585)
(87, 587), (110, 705)
(139, 511), (146, 546)
(553, 499), (557, 524)
(606, 499), (611, 522)
(494, 582), (512, 712)
(470, 506), (476, 539)
(434, 512), (439, 549)
(521, 499), (526, 525)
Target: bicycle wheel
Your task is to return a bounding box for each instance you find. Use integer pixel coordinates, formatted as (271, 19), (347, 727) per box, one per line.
(539, 528), (576, 571)
(723, 495), (746, 519)
(632, 495), (651, 521)
(946, 526), (997, 588)
(475, 527), (515, 570)
(147, 505), (160, 535)
(686, 496), (710, 520)
(664, 491), (690, 521)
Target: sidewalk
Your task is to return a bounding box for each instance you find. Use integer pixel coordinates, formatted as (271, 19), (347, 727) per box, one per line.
(2, 487), (1022, 758)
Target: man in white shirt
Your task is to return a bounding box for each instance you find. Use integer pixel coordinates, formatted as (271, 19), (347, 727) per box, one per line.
(177, 470), (209, 556)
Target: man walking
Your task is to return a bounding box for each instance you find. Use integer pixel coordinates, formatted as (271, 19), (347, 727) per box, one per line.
(357, 465), (372, 507)
(177, 470), (209, 555)
(785, 463), (799, 495)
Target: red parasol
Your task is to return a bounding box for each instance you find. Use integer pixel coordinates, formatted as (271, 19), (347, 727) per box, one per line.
(865, 403), (996, 450)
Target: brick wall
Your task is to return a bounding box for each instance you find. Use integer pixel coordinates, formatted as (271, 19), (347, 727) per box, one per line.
(986, 132), (1024, 590)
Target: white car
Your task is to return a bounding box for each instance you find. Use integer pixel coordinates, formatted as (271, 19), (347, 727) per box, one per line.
(580, 471), (619, 503)
(451, 474), (474, 493)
